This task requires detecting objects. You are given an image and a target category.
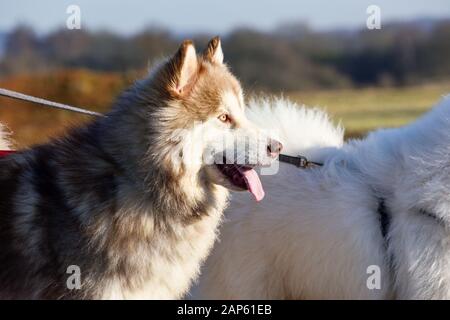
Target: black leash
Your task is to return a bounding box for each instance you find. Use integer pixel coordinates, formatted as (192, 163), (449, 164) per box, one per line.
(278, 154), (323, 168)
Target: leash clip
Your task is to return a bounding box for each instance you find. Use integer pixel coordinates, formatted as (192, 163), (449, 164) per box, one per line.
(296, 155), (309, 168)
(278, 153), (323, 169)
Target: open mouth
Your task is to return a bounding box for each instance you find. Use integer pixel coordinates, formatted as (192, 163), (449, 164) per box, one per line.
(215, 163), (265, 201)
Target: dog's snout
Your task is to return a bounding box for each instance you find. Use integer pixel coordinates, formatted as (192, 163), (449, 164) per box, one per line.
(267, 139), (283, 157)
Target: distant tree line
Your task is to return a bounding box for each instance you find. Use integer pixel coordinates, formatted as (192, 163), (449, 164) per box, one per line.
(1, 19), (450, 92)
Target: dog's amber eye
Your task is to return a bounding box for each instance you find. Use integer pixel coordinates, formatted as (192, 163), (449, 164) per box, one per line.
(218, 114), (230, 123)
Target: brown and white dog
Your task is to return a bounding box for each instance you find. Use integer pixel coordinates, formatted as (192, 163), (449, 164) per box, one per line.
(0, 37), (281, 299)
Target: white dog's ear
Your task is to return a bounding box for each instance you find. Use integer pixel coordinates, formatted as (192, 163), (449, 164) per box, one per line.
(203, 36), (224, 64)
(167, 40), (199, 96)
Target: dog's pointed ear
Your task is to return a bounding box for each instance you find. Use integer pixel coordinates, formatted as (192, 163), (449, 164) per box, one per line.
(203, 36), (224, 64)
(168, 40), (199, 96)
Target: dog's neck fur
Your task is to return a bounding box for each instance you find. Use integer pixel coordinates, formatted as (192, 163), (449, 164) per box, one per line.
(97, 78), (229, 221)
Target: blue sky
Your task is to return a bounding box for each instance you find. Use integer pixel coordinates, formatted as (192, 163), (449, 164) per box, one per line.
(1, 0), (449, 35)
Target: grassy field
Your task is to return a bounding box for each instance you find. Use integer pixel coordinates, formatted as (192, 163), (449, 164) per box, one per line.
(0, 70), (449, 147)
(288, 82), (450, 137)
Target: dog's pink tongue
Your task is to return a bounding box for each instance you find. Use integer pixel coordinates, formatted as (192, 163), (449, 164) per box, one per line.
(240, 168), (264, 202)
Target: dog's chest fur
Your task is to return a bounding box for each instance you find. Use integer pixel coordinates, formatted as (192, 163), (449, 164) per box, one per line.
(100, 201), (225, 299)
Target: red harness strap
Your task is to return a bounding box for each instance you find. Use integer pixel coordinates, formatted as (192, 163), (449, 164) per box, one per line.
(0, 150), (16, 157)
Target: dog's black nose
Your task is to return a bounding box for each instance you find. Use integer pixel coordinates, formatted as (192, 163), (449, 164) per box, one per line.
(267, 139), (283, 157)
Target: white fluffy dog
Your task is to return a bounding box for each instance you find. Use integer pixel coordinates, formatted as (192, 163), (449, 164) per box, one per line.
(193, 95), (450, 299)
